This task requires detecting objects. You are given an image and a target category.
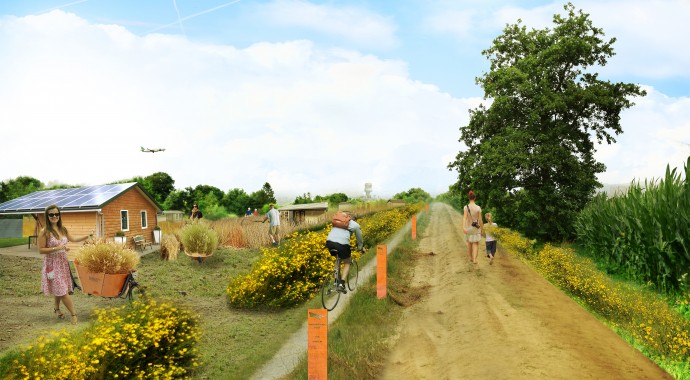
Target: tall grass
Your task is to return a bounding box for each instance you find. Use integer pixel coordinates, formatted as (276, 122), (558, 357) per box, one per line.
(574, 156), (690, 292)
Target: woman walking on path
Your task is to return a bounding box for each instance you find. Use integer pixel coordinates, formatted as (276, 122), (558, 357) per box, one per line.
(463, 191), (483, 264)
(38, 204), (92, 324)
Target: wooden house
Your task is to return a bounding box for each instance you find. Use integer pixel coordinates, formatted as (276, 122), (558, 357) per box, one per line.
(278, 202), (329, 225)
(0, 183), (162, 250)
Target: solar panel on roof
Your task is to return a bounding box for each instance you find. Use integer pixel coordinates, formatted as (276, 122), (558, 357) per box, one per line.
(0, 183), (139, 213)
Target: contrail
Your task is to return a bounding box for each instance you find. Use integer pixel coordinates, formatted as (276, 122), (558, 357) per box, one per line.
(38, 0), (90, 14)
(148, 0), (242, 33)
(171, 0), (186, 36)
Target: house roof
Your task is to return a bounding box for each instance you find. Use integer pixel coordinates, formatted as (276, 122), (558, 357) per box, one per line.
(278, 202), (329, 211)
(0, 182), (163, 215)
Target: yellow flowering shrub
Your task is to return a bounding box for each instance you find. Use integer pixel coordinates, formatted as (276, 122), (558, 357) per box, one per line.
(5, 300), (200, 379)
(495, 228), (690, 362)
(227, 205), (422, 308)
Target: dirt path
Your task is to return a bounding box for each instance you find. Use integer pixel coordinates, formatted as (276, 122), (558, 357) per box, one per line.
(382, 203), (672, 380)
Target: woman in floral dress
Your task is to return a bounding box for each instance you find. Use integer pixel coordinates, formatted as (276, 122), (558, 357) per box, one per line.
(38, 204), (92, 324)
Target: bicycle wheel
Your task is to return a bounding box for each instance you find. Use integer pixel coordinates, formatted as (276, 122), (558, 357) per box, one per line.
(347, 259), (358, 291)
(321, 277), (340, 311)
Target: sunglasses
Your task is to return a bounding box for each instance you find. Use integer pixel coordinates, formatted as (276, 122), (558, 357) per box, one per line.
(48, 213), (60, 217)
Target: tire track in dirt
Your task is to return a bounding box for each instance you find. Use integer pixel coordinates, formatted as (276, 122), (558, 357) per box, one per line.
(381, 202), (672, 380)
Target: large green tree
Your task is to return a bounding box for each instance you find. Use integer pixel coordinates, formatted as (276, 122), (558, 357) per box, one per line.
(315, 192), (349, 207)
(0, 176), (44, 203)
(250, 182), (276, 208)
(221, 188), (251, 216)
(448, 3), (645, 241)
(145, 172), (175, 204)
(393, 188), (431, 203)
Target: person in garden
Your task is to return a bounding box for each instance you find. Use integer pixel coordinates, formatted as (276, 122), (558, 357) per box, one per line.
(38, 204), (93, 324)
(325, 211), (366, 293)
(190, 204), (203, 221)
(253, 208), (259, 216)
(245, 207), (252, 217)
(262, 204), (281, 246)
(484, 212), (498, 265)
(463, 190), (483, 264)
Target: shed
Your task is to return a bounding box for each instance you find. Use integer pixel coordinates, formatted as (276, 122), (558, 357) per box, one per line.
(387, 199), (407, 207)
(158, 210), (185, 222)
(278, 202), (329, 225)
(0, 183), (162, 250)
(338, 202), (353, 211)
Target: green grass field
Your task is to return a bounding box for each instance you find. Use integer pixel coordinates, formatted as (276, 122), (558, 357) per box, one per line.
(0, 237), (26, 248)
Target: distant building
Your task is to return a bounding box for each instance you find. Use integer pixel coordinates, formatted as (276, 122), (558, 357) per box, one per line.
(387, 199), (407, 207)
(158, 210), (185, 222)
(338, 202), (353, 211)
(278, 202), (329, 225)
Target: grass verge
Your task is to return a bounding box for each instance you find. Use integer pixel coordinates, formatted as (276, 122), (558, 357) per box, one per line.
(0, 247), (322, 379)
(285, 212), (430, 379)
(0, 237), (26, 248)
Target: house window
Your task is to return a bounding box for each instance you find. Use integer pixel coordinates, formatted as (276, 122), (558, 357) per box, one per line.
(121, 210), (129, 231)
(141, 210), (148, 229)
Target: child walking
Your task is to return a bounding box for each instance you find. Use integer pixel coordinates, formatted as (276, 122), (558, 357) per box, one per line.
(484, 213), (498, 265)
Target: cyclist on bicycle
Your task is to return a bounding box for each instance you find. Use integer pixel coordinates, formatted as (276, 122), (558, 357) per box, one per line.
(325, 212), (365, 293)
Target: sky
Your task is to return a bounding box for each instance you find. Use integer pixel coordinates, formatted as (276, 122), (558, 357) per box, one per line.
(0, 0), (688, 201)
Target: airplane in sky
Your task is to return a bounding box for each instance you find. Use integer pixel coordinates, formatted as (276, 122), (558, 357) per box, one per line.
(141, 146), (166, 153)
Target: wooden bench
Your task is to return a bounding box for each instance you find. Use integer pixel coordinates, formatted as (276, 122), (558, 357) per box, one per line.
(133, 235), (153, 252)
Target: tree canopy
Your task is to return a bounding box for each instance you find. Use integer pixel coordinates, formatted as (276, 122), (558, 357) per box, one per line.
(447, 3), (646, 241)
(393, 188), (431, 203)
(0, 176), (44, 204)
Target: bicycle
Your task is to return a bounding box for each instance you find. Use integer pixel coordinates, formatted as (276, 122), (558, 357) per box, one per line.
(321, 251), (360, 311)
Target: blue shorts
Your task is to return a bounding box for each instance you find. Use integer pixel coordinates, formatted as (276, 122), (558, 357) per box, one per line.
(485, 240), (497, 256)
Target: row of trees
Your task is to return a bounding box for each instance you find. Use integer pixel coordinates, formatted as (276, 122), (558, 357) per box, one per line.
(447, 3), (646, 241)
(1, 173), (430, 220)
(0, 173), (278, 220)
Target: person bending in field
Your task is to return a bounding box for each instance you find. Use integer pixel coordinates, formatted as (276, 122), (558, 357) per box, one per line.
(262, 204), (281, 246)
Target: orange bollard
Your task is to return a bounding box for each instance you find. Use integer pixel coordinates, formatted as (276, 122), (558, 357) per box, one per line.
(411, 215), (417, 240)
(307, 309), (328, 379)
(426, 203), (429, 213)
(377, 245), (387, 299)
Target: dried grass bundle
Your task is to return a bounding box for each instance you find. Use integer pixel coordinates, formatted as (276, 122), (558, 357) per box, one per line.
(160, 234), (180, 261)
(75, 241), (140, 274)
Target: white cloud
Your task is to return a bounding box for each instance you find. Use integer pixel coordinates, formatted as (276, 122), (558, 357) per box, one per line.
(0, 10), (466, 198)
(260, 0), (398, 50)
(595, 86), (690, 184)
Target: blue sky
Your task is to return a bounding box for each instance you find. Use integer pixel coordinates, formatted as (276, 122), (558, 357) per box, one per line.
(1, 0), (688, 200)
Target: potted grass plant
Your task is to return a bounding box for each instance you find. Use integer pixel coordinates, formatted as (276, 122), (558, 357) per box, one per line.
(74, 241), (140, 297)
(153, 225), (162, 244)
(114, 230), (127, 245)
(180, 222), (219, 263)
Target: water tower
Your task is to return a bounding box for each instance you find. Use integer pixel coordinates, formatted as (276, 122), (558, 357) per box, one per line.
(364, 183), (372, 199)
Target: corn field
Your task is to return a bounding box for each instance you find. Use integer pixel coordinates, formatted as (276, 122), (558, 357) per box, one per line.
(574, 156), (690, 292)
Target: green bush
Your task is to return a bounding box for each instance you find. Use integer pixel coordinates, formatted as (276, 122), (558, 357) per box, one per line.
(180, 222), (219, 255)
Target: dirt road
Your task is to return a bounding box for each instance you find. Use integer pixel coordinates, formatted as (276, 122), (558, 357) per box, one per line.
(382, 203), (672, 380)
